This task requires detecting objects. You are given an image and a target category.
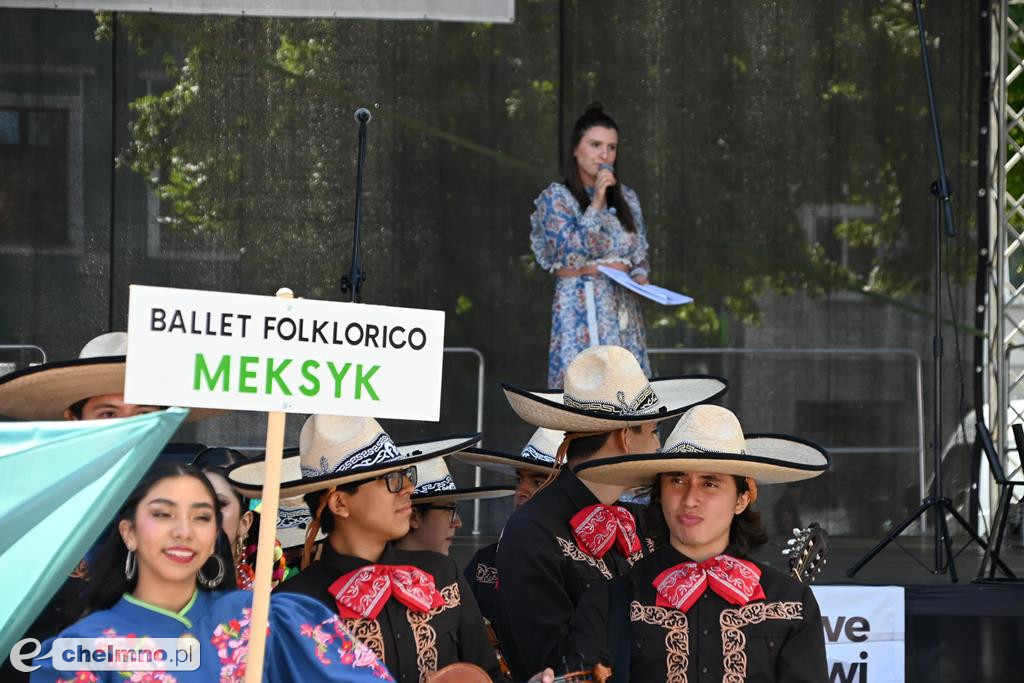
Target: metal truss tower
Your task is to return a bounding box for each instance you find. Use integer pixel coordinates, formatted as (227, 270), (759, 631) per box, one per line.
(986, 0), (1024, 512)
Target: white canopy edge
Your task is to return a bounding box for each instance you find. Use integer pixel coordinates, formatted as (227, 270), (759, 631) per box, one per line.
(0, 0), (514, 22)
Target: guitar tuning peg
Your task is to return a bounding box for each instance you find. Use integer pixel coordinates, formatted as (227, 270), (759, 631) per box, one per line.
(781, 548), (792, 556)
(787, 538), (797, 545)
(792, 527), (801, 535)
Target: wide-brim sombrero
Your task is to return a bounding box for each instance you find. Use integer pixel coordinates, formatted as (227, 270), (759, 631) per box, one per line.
(409, 455), (515, 505)
(0, 356), (222, 423)
(574, 434), (830, 487)
(454, 447), (554, 475)
(502, 374), (728, 433)
(455, 427), (563, 475)
(227, 433), (483, 498)
(412, 485), (515, 506)
(277, 496), (327, 550)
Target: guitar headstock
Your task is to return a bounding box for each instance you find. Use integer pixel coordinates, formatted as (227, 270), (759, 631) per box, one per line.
(783, 522), (829, 583)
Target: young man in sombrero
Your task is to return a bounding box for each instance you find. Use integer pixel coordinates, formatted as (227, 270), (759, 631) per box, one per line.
(228, 414), (503, 682)
(454, 427), (561, 623)
(567, 404), (829, 682)
(0, 331), (215, 422)
(494, 345), (728, 679)
(395, 457), (513, 556)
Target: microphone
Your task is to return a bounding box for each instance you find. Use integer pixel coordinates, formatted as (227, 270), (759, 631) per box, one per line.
(598, 163), (614, 173)
(354, 107), (372, 124)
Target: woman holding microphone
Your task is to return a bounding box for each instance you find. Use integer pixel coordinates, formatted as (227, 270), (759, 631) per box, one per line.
(530, 103), (652, 388)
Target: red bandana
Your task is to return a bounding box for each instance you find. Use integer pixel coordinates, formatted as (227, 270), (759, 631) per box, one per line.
(570, 504), (642, 559)
(329, 564), (445, 620)
(653, 555), (765, 612)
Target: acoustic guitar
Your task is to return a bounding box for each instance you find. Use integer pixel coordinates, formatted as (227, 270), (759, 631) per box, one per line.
(783, 523), (829, 583)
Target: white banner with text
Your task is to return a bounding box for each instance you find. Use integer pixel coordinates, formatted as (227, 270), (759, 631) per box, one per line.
(811, 585), (905, 683)
(0, 1), (514, 22)
(124, 285), (445, 420)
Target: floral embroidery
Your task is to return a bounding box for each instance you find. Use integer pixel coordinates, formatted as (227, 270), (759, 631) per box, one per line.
(405, 583), (461, 683)
(56, 673), (98, 682)
(630, 601), (689, 683)
(340, 618), (387, 664)
(556, 536), (612, 579)
(719, 601), (803, 683)
(70, 629), (180, 682)
(211, 608), (253, 682)
(330, 619), (391, 679)
(530, 182), (651, 388)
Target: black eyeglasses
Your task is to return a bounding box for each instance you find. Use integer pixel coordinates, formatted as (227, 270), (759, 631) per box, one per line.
(373, 466), (418, 493)
(423, 504), (460, 525)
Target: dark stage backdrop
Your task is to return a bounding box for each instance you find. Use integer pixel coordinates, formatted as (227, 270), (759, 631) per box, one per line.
(0, 2), (982, 538)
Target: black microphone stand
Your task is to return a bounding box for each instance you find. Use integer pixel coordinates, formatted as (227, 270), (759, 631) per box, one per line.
(848, 0), (1010, 581)
(341, 107), (371, 302)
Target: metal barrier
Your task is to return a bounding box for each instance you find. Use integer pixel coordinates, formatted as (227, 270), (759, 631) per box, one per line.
(443, 347), (486, 535)
(0, 344), (48, 375)
(648, 347), (927, 507)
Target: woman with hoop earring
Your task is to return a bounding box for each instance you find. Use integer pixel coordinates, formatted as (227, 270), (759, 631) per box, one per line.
(30, 462), (393, 682)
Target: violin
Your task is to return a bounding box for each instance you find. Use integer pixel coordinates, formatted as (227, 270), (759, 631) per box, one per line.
(484, 618), (513, 677)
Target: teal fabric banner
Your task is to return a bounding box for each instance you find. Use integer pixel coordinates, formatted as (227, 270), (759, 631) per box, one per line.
(0, 408), (188, 656)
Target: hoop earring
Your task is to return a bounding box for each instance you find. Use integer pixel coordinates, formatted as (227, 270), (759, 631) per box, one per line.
(124, 550), (137, 581)
(197, 553), (226, 589)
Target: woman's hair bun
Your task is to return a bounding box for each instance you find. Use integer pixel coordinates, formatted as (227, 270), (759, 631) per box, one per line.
(584, 101), (605, 114)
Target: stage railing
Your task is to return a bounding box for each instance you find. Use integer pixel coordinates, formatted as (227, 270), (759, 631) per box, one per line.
(443, 347), (487, 535)
(0, 344), (48, 376)
(647, 347), (928, 513)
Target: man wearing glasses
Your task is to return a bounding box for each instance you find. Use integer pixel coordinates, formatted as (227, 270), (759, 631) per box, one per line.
(396, 457), (513, 556)
(237, 415), (504, 682)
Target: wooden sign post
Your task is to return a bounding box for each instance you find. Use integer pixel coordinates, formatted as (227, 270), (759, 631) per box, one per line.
(244, 287), (291, 683)
(123, 283), (446, 681)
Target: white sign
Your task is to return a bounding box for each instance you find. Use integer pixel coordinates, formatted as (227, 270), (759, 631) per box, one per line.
(124, 285), (445, 420)
(812, 585), (905, 683)
(0, 1), (515, 22)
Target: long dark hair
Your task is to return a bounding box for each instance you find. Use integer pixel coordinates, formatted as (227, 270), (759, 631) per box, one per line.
(641, 473), (767, 556)
(193, 446), (251, 509)
(563, 102), (636, 233)
(87, 463), (229, 612)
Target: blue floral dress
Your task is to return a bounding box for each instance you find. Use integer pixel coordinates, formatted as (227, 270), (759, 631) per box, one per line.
(530, 182), (652, 388)
(29, 590), (392, 682)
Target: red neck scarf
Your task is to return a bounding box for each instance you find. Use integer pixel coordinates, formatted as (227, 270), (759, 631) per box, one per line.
(653, 554), (765, 612)
(570, 503), (642, 559)
(329, 564), (444, 620)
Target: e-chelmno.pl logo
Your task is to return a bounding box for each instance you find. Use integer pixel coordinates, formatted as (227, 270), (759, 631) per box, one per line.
(9, 636), (200, 673)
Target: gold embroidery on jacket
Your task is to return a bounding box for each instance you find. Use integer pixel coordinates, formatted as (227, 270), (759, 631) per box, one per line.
(406, 582), (461, 683)
(719, 601), (803, 683)
(475, 563), (498, 585)
(556, 536), (612, 579)
(630, 601), (689, 683)
(342, 618), (386, 663)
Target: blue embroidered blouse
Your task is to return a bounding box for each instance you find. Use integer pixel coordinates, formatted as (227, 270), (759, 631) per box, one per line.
(30, 590), (392, 682)
(529, 182), (650, 277)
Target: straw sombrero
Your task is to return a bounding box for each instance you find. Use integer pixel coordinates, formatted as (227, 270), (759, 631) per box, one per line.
(0, 332), (220, 422)
(410, 457), (514, 505)
(574, 404), (829, 487)
(502, 345), (727, 432)
(454, 427), (562, 475)
(277, 496), (327, 550)
(226, 414), (481, 498)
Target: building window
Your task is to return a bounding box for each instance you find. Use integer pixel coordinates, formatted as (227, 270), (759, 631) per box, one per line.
(0, 106), (70, 247)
